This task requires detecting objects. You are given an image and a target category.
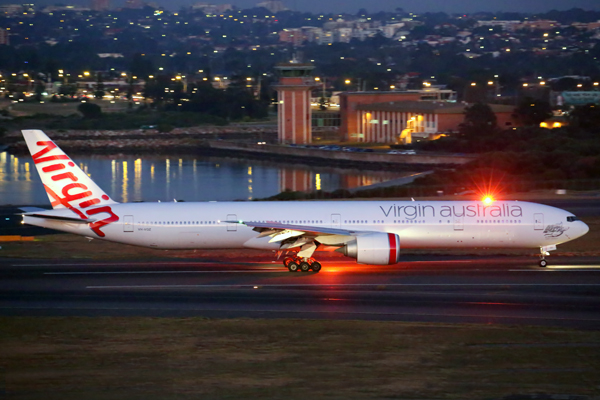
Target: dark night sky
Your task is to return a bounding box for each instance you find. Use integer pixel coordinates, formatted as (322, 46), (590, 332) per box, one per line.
(239, 0), (600, 14)
(3, 0), (600, 13)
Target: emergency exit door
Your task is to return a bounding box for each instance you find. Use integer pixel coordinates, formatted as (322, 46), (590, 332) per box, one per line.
(331, 214), (341, 227)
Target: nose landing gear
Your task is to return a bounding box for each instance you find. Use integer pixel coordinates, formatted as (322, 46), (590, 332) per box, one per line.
(283, 256), (321, 272)
(538, 245), (556, 268)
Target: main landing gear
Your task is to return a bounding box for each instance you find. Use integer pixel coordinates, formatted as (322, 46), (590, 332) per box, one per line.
(283, 256), (322, 273)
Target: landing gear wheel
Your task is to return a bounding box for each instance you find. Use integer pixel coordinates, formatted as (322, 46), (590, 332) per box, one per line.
(283, 257), (293, 267)
(311, 262), (322, 272)
(299, 261), (311, 272)
(287, 261), (299, 272)
(539, 259), (548, 268)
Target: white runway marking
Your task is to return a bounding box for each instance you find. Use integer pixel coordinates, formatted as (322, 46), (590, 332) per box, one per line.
(46, 270), (282, 275)
(15, 262), (237, 267)
(510, 266), (600, 271)
(86, 283), (600, 289)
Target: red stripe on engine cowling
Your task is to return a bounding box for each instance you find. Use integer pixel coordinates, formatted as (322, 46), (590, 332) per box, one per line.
(388, 233), (397, 265)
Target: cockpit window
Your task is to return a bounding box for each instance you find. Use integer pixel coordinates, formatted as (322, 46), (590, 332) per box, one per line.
(567, 216), (579, 222)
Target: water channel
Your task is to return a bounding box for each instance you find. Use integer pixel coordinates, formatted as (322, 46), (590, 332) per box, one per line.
(0, 151), (412, 205)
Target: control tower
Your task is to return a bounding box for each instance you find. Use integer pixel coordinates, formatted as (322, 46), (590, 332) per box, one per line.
(274, 62), (315, 144)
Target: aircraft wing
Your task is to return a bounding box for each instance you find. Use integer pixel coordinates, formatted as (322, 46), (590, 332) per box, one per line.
(228, 220), (378, 258)
(239, 220), (364, 237)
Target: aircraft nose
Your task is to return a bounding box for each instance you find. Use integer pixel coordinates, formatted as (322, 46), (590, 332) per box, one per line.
(580, 221), (590, 237)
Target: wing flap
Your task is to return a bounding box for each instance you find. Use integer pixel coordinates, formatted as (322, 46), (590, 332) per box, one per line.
(232, 221), (362, 236)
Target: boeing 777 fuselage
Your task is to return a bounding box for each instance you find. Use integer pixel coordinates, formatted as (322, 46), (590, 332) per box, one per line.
(20, 130), (589, 272)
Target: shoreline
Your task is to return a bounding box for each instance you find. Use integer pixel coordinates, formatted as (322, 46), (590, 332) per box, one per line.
(3, 127), (474, 172)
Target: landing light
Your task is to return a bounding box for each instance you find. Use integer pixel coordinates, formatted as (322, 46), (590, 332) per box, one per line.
(482, 196), (494, 205)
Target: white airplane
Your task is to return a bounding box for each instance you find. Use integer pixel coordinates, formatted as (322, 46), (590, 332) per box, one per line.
(20, 130), (589, 272)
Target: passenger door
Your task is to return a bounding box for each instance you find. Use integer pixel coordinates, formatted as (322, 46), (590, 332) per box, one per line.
(123, 215), (134, 232)
(534, 213), (544, 230)
(453, 215), (464, 231)
(227, 214), (237, 232)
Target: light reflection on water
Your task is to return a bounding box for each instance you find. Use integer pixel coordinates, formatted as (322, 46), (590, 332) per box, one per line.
(0, 152), (411, 205)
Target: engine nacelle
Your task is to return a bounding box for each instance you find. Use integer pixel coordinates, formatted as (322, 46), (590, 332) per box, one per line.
(339, 233), (400, 265)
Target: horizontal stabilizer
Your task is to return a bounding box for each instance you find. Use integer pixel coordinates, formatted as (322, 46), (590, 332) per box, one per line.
(18, 207), (47, 213)
(25, 213), (96, 224)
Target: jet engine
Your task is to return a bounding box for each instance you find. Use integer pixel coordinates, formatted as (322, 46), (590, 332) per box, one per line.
(338, 233), (400, 265)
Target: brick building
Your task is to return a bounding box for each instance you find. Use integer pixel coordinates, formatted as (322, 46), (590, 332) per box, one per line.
(91, 0), (110, 11)
(0, 28), (9, 45)
(340, 92), (518, 143)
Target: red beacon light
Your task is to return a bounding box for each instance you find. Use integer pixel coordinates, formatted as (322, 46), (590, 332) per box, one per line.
(482, 195), (494, 205)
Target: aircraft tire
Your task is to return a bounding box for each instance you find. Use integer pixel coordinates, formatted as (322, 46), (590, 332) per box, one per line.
(311, 262), (322, 272)
(539, 259), (548, 268)
(300, 262), (310, 272)
(288, 262), (299, 272)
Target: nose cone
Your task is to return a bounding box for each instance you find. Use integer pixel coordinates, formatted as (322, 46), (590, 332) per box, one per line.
(579, 221), (590, 238)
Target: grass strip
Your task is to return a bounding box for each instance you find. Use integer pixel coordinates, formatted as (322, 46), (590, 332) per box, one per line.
(1, 317), (600, 399)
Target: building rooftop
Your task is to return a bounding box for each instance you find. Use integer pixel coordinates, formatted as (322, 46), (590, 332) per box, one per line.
(356, 101), (515, 114)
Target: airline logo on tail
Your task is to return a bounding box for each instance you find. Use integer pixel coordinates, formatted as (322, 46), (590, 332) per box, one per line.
(24, 130), (119, 237)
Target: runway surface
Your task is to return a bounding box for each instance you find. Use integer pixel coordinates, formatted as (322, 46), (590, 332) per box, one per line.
(2, 255), (600, 329)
